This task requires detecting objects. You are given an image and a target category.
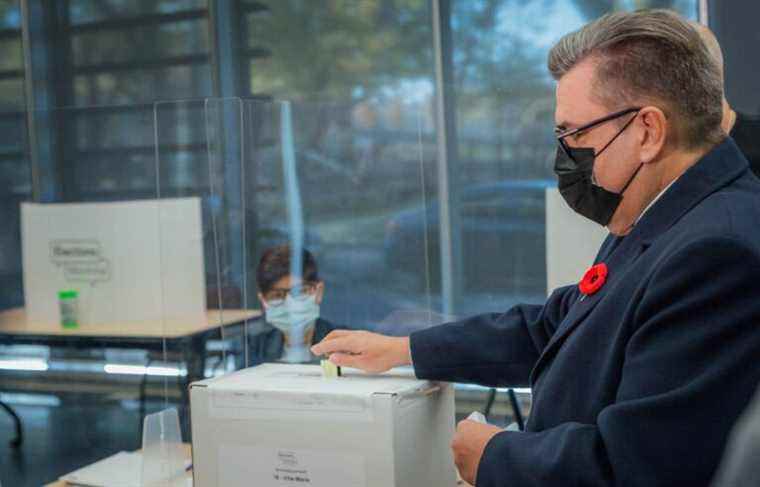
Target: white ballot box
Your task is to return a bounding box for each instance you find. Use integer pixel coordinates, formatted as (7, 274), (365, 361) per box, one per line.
(190, 363), (456, 487)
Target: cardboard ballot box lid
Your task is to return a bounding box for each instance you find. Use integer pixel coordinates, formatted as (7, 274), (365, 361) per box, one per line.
(190, 363), (435, 402)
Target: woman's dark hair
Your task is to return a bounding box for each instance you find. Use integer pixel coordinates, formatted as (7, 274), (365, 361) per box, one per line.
(256, 244), (319, 293)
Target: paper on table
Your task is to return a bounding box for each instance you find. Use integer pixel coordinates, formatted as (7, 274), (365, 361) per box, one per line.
(467, 411), (487, 423)
(466, 411), (520, 431)
(59, 451), (191, 487)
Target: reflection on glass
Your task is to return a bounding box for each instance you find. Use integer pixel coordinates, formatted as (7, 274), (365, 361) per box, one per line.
(247, 100), (437, 334)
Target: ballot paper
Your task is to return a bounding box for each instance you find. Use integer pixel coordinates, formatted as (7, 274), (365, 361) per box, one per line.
(320, 359), (341, 378)
(467, 410), (520, 430)
(59, 451), (191, 487)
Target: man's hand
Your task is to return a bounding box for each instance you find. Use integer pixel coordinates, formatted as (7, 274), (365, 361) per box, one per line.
(451, 420), (502, 486)
(310, 330), (411, 373)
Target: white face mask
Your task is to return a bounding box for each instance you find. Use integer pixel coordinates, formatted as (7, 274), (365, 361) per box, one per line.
(265, 293), (320, 363)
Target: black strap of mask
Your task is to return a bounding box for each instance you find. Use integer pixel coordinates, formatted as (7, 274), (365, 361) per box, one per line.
(620, 161), (644, 194)
(595, 111), (639, 157)
(595, 110), (643, 196)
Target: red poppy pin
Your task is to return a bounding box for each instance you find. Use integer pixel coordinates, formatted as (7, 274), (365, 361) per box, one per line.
(579, 263), (608, 296)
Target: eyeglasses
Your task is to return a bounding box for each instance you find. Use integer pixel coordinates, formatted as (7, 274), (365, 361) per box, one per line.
(263, 282), (319, 307)
(555, 107), (641, 157)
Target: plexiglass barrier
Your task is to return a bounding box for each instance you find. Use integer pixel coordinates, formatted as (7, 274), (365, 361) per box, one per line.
(141, 408), (185, 486)
(152, 97), (456, 485)
(153, 97), (441, 375)
(3, 97), (532, 484)
(0, 103), (194, 485)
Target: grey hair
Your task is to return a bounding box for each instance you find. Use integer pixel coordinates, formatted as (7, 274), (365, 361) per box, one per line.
(691, 21), (724, 83)
(548, 9), (724, 149)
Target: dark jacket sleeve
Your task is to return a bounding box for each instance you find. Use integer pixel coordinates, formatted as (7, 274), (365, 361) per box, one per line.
(476, 236), (760, 487)
(409, 284), (579, 387)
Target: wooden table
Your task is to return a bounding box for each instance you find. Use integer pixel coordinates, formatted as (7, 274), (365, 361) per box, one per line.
(0, 308), (259, 339)
(0, 308), (260, 446)
(0, 307), (259, 384)
(45, 444), (193, 487)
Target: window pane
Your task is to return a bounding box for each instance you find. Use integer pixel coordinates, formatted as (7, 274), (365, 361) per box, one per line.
(0, 38), (22, 71)
(0, 0), (20, 29)
(0, 78), (23, 107)
(0, 0), (26, 313)
(246, 1), (439, 330)
(69, 0), (206, 24)
(71, 19), (209, 66)
(247, 1), (434, 100)
(73, 64), (212, 105)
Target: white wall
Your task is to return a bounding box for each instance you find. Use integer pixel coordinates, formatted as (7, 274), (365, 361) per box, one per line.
(545, 188), (608, 295)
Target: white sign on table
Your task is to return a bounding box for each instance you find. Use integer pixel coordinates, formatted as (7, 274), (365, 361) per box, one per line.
(21, 198), (206, 326)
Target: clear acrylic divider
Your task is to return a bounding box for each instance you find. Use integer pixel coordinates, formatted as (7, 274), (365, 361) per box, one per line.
(236, 97), (455, 484)
(141, 407), (185, 486)
(202, 97), (256, 371)
(153, 97), (264, 441)
(17, 103), (173, 481)
(153, 97), (449, 483)
(235, 97), (441, 362)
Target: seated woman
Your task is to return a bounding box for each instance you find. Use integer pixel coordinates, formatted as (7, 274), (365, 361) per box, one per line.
(245, 244), (342, 364)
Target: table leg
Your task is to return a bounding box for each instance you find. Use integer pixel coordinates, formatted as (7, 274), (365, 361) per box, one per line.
(0, 399), (22, 447)
(180, 334), (208, 438)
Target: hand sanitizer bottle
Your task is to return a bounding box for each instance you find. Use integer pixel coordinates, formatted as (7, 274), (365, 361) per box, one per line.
(58, 290), (79, 329)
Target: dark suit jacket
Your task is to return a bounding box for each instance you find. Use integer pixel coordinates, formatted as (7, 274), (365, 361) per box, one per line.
(410, 138), (760, 487)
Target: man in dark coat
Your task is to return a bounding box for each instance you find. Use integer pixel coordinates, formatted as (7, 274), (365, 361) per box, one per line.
(313, 10), (760, 487)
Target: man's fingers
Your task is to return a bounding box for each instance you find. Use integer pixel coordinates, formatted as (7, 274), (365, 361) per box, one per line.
(328, 352), (363, 368)
(321, 329), (354, 341)
(311, 333), (356, 355)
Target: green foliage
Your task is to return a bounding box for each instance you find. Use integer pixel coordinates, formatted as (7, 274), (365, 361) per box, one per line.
(573, 0), (687, 20)
(249, 0), (433, 101)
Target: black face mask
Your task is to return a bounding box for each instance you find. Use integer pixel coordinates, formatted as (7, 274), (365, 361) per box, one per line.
(554, 115), (641, 226)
